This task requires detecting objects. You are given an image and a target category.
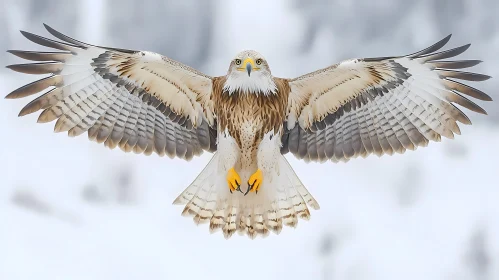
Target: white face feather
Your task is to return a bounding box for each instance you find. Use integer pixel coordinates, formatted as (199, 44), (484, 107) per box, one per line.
(223, 50), (277, 96)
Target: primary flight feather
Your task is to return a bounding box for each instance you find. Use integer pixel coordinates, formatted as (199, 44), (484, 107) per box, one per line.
(6, 24), (492, 239)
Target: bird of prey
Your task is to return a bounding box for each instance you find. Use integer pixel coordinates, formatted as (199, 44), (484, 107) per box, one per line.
(6, 24), (492, 239)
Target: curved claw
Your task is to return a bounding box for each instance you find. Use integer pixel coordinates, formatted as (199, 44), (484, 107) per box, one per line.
(245, 169), (262, 196)
(244, 183), (252, 196)
(227, 167), (242, 194)
(230, 183), (243, 194)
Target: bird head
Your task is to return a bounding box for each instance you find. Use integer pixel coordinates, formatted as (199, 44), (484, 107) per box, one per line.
(223, 50), (276, 96)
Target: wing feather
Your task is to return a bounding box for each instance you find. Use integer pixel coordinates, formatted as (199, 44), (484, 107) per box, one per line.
(7, 50), (73, 62)
(283, 34), (492, 162)
(6, 24), (217, 160)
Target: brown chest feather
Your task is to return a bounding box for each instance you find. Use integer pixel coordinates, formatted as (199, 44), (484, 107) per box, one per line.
(212, 77), (290, 149)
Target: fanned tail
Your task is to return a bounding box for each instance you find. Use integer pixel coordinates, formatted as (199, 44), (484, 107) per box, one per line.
(173, 153), (320, 239)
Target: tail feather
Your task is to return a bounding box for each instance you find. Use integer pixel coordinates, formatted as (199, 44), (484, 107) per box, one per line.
(281, 157), (321, 210)
(223, 205), (238, 238)
(193, 181), (218, 225)
(208, 202), (227, 233)
(173, 155), (216, 206)
(253, 206), (270, 237)
(236, 204), (270, 239)
(173, 153), (320, 239)
(277, 187), (298, 228)
(264, 206), (282, 235)
(237, 206), (253, 237)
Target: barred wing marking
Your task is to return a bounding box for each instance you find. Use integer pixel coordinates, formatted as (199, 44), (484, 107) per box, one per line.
(6, 24), (217, 159)
(282, 35), (492, 162)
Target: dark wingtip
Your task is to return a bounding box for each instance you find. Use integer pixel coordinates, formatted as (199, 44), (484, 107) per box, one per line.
(42, 23), (89, 49)
(19, 30), (30, 38)
(5, 92), (18, 99)
(442, 34), (452, 44)
(407, 34), (453, 59)
(476, 105), (488, 115)
(5, 64), (20, 73)
(437, 34), (453, 50)
(43, 23), (57, 35)
(462, 43), (471, 52)
(453, 43), (472, 54)
(432, 33), (452, 49)
(7, 50), (21, 58)
(482, 74), (492, 81)
(18, 109), (30, 117)
(483, 93), (493, 102)
(19, 30), (42, 43)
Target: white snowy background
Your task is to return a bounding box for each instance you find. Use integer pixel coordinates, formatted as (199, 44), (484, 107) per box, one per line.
(1, 0), (498, 279)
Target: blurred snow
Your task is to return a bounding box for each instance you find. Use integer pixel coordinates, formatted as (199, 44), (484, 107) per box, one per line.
(0, 0), (498, 279)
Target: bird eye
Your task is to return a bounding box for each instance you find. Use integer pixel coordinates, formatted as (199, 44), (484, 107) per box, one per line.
(235, 59), (242, 65)
(256, 59), (262, 65)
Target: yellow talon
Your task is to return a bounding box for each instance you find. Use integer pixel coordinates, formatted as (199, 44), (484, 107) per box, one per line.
(246, 169), (263, 195)
(227, 167), (242, 193)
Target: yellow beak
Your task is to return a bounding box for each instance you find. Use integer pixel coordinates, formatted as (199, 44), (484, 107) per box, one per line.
(237, 58), (260, 76)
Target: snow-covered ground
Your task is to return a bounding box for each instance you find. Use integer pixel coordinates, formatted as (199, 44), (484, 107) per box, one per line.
(1, 0), (498, 279)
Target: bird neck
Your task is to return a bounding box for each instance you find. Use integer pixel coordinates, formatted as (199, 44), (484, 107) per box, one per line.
(223, 73), (277, 96)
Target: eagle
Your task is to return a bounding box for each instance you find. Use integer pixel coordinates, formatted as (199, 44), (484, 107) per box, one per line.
(6, 24), (492, 239)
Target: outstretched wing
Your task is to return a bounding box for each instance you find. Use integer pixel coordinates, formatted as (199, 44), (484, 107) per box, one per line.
(6, 24), (217, 160)
(282, 35), (492, 162)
